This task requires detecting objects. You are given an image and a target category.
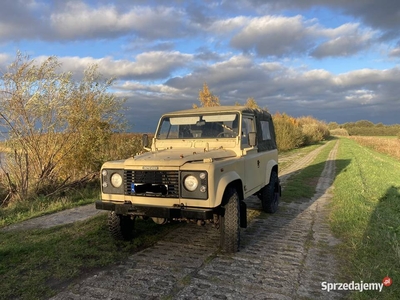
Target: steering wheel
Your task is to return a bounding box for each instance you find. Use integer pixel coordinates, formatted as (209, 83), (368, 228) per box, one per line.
(216, 132), (234, 138)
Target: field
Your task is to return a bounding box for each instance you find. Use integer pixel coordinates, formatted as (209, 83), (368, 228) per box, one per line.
(350, 136), (400, 161)
(330, 137), (400, 299)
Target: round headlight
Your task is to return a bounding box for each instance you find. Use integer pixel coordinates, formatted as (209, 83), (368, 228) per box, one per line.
(110, 173), (123, 188)
(184, 175), (198, 191)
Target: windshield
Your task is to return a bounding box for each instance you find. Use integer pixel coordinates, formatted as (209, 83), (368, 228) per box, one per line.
(157, 113), (239, 139)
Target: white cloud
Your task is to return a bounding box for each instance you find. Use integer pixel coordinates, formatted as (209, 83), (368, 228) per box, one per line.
(241, 0), (400, 39)
(50, 2), (191, 40)
(312, 23), (374, 58)
(209, 16), (250, 35)
(227, 16), (375, 58)
(230, 15), (318, 57)
(389, 47), (400, 57)
(49, 51), (193, 80)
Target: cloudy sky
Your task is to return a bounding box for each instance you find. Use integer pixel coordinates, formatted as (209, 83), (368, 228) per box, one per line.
(1, 0), (400, 132)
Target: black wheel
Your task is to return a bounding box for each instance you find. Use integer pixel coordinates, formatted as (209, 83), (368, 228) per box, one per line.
(107, 211), (136, 240)
(260, 171), (280, 213)
(220, 188), (240, 253)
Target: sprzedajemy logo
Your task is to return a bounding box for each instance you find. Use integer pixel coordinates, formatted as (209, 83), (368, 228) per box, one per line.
(321, 277), (393, 293)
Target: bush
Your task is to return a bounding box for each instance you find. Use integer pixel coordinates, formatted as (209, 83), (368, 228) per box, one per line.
(343, 122), (400, 136)
(330, 128), (349, 136)
(273, 113), (304, 151)
(298, 116), (330, 145)
(102, 133), (153, 160)
(0, 53), (125, 204)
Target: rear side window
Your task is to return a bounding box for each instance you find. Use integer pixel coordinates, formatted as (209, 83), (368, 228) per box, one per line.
(260, 121), (271, 140)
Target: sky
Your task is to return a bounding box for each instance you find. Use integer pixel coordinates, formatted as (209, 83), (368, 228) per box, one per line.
(1, 0), (400, 133)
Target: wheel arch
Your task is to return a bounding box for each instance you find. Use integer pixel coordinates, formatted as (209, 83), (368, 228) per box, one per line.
(215, 171), (244, 207)
(265, 160), (278, 185)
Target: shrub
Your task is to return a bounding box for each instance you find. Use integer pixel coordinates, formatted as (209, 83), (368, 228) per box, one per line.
(273, 113), (304, 151)
(0, 53), (125, 203)
(102, 133), (153, 160)
(330, 128), (349, 136)
(298, 116), (330, 145)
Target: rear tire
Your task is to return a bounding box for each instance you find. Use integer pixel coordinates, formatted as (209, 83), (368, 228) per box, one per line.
(260, 171), (280, 213)
(220, 188), (240, 253)
(107, 212), (135, 240)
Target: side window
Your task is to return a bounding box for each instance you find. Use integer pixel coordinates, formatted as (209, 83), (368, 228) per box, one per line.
(260, 121), (271, 140)
(241, 116), (255, 147)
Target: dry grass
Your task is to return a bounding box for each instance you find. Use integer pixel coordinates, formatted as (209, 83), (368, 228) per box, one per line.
(349, 136), (400, 160)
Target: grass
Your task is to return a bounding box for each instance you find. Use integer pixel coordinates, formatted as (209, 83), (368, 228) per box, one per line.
(278, 140), (330, 171)
(329, 137), (400, 299)
(281, 140), (336, 202)
(350, 136), (400, 161)
(0, 215), (180, 300)
(0, 183), (99, 228)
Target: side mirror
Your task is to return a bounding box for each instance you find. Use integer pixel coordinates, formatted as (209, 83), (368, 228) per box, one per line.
(248, 132), (257, 147)
(142, 134), (149, 148)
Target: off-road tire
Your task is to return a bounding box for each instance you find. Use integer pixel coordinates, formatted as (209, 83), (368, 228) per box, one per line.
(260, 171), (280, 213)
(220, 188), (240, 253)
(107, 212), (135, 240)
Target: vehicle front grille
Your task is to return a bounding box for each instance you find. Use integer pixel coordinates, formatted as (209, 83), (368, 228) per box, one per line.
(124, 170), (179, 198)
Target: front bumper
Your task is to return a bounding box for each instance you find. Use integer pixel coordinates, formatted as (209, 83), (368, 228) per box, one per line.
(95, 200), (214, 220)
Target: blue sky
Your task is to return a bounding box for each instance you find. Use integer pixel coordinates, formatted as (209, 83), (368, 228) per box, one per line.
(1, 0), (400, 132)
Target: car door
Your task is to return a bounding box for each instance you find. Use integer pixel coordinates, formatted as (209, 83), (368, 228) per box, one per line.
(242, 114), (264, 194)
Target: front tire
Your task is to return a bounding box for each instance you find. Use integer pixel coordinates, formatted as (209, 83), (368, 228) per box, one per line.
(260, 171), (280, 213)
(220, 188), (240, 253)
(107, 212), (135, 240)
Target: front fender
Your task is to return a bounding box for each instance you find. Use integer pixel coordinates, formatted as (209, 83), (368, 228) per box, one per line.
(214, 171), (242, 206)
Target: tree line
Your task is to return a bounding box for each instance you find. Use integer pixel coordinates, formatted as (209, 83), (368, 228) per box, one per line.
(328, 120), (400, 136)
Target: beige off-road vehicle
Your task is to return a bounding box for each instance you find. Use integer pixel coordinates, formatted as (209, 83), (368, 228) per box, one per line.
(96, 106), (280, 252)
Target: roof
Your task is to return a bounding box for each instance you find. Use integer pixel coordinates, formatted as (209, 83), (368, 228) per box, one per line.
(162, 105), (271, 118)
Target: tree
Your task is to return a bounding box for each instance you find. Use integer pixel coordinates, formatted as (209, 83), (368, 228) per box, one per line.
(245, 97), (259, 109)
(355, 120), (374, 127)
(0, 52), (125, 203)
(328, 122), (339, 130)
(193, 83), (220, 108)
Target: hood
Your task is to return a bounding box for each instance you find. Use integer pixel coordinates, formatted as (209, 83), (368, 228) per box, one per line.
(125, 148), (236, 167)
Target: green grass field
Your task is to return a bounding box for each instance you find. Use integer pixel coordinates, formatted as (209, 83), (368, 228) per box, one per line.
(0, 184), (99, 228)
(330, 138), (400, 299)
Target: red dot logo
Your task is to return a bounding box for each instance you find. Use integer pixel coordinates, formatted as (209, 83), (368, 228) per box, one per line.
(383, 276), (393, 287)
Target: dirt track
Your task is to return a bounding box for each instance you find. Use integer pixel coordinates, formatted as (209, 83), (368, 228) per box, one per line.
(4, 141), (347, 299)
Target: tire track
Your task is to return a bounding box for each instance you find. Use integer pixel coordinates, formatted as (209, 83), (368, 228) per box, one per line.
(52, 141), (346, 299)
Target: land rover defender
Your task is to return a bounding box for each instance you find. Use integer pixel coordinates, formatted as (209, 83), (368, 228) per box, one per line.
(96, 106), (280, 252)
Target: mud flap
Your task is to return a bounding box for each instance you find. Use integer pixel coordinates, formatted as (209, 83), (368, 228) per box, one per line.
(240, 200), (247, 228)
